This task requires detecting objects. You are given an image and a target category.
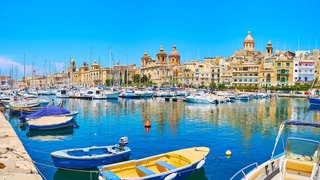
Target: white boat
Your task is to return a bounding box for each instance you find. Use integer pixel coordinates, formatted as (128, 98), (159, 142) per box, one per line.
(87, 88), (107, 99)
(231, 120), (320, 180)
(185, 92), (216, 104)
(134, 89), (154, 98)
(56, 89), (69, 98)
(120, 90), (140, 99)
(8, 97), (40, 112)
(105, 90), (119, 99)
(235, 94), (250, 101)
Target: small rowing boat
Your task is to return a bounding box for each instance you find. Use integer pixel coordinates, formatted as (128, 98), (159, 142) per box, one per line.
(98, 146), (209, 180)
(51, 137), (130, 169)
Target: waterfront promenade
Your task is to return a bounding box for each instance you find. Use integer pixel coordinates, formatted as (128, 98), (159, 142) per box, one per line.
(0, 111), (41, 180)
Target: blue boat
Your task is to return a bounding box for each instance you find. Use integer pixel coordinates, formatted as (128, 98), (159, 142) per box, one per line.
(51, 137), (130, 169)
(308, 96), (320, 106)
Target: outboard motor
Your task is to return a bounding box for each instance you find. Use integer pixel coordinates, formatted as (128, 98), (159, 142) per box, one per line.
(118, 137), (129, 150)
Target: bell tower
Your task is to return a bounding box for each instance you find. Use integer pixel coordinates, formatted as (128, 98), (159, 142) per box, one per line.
(156, 46), (167, 65)
(243, 31), (255, 52)
(266, 41), (273, 55)
(70, 58), (76, 72)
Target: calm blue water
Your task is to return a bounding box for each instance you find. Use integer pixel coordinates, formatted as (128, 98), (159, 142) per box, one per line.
(6, 96), (320, 180)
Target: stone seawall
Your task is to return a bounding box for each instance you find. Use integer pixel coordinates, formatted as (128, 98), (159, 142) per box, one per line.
(0, 112), (42, 180)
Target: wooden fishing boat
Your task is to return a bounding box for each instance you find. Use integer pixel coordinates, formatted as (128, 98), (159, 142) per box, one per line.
(98, 146), (209, 180)
(51, 137), (130, 169)
(27, 116), (75, 130)
(231, 120), (320, 180)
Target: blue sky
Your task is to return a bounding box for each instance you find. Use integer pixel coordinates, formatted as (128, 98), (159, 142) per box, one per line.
(0, 0), (319, 79)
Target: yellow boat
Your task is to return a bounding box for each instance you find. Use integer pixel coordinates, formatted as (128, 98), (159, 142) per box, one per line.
(231, 120), (320, 180)
(98, 146), (209, 180)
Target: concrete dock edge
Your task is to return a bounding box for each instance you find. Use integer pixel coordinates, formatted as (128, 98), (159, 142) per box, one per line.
(0, 112), (42, 180)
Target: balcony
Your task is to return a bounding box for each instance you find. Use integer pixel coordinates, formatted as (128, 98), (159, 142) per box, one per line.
(277, 71), (289, 75)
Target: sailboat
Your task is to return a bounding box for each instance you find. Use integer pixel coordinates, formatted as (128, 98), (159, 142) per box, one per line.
(105, 48), (119, 99)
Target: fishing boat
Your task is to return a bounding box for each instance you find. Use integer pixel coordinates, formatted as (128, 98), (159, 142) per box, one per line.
(27, 116), (75, 130)
(51, 137), (130, 169)
(230, 120), (320, 180)
(98, 146), (209, 180)
(22, 105), (79, 121)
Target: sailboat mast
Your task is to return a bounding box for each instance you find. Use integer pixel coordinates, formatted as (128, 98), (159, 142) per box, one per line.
(126, 55), (128, 88)
(24, 53), (26, 84)
(109, 48), (113, 87)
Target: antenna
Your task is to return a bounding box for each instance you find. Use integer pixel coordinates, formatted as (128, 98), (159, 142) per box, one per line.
(298, 38), (300, 51)
(64, 55), (66, 73)
(90, 47), (92, 66)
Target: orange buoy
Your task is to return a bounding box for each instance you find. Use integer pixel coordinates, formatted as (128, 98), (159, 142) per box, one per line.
(144, 120), (151, 128)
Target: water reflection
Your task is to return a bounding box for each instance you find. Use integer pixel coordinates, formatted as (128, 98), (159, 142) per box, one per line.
(27, 128), (74, 141)
(54, 169), (98, 180)
(7, 96), (320, 180)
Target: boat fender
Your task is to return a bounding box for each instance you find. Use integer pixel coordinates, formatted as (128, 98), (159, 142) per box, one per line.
(196, 159), (205, 169)
(164, 172), (177, 180)
(225, 149), (232, 156)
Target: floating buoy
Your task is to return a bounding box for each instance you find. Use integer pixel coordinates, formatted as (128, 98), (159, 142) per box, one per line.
(225, 149), (232, 157)
(144, 120), (151, 128)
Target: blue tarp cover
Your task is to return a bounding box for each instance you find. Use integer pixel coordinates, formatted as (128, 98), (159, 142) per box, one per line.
(27, 106), (70, 119)
(283, 120), (320, 128)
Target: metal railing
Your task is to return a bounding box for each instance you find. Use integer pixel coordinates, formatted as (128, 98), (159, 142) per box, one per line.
(230, 162), (258, 180)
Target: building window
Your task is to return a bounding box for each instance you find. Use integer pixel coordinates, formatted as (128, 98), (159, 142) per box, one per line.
(286, 63), (290, 67)
(277, 63), (281, 67)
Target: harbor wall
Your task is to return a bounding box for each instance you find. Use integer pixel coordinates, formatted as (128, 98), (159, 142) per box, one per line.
(0, 112), (42, 180)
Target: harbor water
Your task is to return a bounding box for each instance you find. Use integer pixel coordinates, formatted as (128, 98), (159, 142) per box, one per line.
(6, 96), (320, 180)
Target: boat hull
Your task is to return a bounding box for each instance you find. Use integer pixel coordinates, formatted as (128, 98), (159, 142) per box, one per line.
(51, 146), (131, 169)
(308, 97), (320, 106)
(185, 97), (214, 104)
(27, 116), (75, 130)
(99, 147), (209, 180)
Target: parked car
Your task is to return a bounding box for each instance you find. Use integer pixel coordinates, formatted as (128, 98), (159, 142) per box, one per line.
(294, 91), (302, 94)
(304, 91), (311, 95)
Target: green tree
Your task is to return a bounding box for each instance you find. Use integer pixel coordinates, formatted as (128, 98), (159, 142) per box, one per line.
(141, 75), (149, 83)
(217, 83), (226, 90)
(105, 79), (113, 87)
(209, 82), (217, 90)
(132, 74), (141, 83)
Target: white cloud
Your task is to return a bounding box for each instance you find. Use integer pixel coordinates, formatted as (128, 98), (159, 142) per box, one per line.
(0, 56), (34, 78)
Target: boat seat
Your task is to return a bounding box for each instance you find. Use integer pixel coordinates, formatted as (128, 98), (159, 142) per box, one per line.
(156, 161), (176, 170)
(284, 159), (317, 179)
(136, 166), (156, 176)
(100, 170), (120, 180)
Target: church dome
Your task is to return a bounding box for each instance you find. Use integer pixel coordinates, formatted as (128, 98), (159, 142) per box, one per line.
(244, 31), (254, 42)
(156, 46), (167, 55)
(169, 45), (180, 57)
